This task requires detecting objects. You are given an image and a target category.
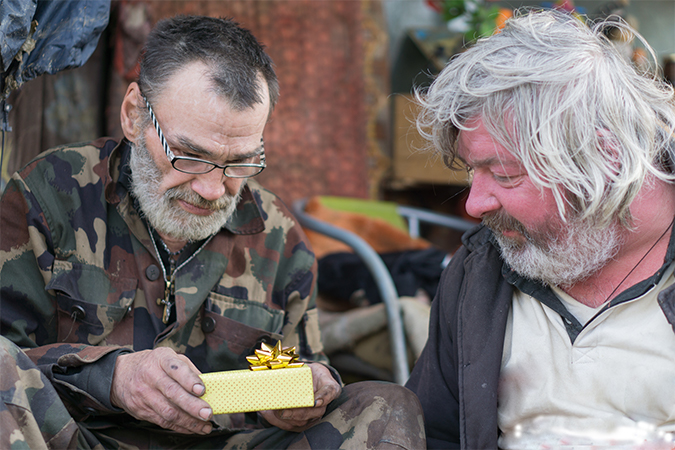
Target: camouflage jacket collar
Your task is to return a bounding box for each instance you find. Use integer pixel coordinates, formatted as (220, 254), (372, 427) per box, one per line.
(104, 138), (265, 236)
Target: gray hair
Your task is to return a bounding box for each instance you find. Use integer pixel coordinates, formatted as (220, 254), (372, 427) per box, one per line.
(416, 9), (675, 227)
(138, 15), (279, 114)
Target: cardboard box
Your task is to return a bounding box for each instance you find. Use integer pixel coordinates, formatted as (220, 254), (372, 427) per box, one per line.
(391, 94), (469, 186)
(200, 366), (314, 414)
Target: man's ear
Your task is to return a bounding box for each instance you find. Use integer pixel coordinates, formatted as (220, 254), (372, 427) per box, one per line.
(120, 82), (144, 142)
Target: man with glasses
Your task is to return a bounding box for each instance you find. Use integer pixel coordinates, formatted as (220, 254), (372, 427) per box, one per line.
(0, 15), (424, 449)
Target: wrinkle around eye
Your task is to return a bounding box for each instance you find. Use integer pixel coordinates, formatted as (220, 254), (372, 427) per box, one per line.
(493, 173), (525, 187)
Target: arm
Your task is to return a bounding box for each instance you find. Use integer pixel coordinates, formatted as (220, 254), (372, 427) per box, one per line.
(0, 159), (134, 419)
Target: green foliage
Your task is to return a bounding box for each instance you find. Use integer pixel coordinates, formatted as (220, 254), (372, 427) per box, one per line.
(439, 0), (502, 43)
(441, 0), (468, 21)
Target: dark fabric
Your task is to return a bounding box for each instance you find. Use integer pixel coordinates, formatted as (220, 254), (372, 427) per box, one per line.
(406, 226), (511, 450)
(50, 348), (130, 411)
(318, 247), (449, 305)
(0, 0), (110, 87)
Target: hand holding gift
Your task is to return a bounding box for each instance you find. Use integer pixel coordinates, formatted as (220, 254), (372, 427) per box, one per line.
(111, 347), (213, 435)
(261, 361), (342, 432)
(200, 341), (341, 431)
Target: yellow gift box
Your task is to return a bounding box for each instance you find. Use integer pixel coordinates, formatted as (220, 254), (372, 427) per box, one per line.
(199, 342), (315, 414)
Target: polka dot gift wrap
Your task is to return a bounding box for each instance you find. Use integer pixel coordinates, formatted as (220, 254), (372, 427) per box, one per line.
(199, 365), (315, 414)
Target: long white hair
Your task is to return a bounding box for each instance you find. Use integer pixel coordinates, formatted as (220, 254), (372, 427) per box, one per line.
(416, 9), (675, 227)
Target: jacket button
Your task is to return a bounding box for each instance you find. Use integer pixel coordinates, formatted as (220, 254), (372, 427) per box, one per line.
(146, 265), (160, 281)
(202, 316), (216, 333)
(70, 305), (86, 321)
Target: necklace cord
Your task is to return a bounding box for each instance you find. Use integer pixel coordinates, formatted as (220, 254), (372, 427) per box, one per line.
(156, 231), (190, 257)
(606, 215), (675, 302)
(145, 222), (215, 323)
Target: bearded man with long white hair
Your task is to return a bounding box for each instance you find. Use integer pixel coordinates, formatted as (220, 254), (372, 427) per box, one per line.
(406, 8), (675, 449)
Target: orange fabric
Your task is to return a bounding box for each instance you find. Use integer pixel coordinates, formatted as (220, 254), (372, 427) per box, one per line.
(303, 197), (430, 259)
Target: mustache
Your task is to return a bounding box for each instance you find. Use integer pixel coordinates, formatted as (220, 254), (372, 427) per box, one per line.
(165, 185), (235, 211)
(482, 211), (529, 237)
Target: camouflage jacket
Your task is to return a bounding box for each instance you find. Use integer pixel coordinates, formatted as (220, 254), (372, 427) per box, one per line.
(0, 138), (325, 424)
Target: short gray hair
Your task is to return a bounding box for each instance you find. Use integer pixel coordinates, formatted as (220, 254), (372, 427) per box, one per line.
(417, 9), (675, 227)
(138, 15), (279, 114)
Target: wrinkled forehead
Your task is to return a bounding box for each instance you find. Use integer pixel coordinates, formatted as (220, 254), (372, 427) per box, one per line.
(153, 62), (271, 115)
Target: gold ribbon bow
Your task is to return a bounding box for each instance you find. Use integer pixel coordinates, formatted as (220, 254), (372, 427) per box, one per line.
(246, 341), (305, 371)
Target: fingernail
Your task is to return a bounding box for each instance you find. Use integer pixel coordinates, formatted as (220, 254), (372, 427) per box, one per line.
(200, 407), (212, 420)
(314, 398), (323, 407)
(194, 384), (205, 396)
(202, 423), (212, 434)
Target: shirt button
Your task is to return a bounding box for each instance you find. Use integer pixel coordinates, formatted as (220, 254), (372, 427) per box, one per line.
(146, 265), (160, 281)
(70, 305), (86, 321)
(202, 316), (216, 333)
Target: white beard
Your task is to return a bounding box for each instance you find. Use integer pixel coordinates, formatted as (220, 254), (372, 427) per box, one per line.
(484, 211), (624, 288)
(128, 136), (242, 242)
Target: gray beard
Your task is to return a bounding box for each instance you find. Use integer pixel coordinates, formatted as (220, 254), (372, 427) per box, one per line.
(128, 136), (242, 242)
(484, 211), (623, 289)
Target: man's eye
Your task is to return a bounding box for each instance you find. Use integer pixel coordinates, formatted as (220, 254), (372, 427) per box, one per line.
(493, 173), (521, 185)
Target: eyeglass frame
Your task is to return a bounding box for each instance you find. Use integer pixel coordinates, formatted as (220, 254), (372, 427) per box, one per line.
(140, 92), (266, 178)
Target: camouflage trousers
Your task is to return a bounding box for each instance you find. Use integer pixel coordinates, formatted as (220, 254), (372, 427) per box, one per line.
(0, 336), (425, 449)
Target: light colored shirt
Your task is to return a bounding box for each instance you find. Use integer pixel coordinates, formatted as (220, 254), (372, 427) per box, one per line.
(498, 263), (675, 449)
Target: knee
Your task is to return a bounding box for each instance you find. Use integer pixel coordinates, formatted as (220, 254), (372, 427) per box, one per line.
(341, 381), (426, 449)
(347, 381), (422, 409)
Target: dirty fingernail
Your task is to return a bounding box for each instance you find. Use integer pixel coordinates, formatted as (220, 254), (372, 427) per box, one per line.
(193, 384), (205, 396)
(200, 407), (212, 420)
(314, 398), (324, 407)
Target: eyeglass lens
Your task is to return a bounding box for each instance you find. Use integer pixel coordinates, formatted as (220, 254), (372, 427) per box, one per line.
(172, 158), (264, 177)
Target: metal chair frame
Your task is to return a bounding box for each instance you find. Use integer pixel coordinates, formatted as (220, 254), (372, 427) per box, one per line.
(293, 198), (474, 385)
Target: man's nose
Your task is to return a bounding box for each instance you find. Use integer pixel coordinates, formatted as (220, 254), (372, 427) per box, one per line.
(189, 169), (242, 201)
(463, 173), (500, 219)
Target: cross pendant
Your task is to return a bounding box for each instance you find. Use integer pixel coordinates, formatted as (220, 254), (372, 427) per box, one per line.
(156, 258), (176, 325)
(157, 280), (173, 324)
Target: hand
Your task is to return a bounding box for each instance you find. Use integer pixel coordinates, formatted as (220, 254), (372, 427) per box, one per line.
(259, 362), (342, 432)
(110, 348), (213, 434)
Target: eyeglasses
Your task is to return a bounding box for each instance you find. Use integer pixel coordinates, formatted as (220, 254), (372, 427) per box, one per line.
(141, 93), (266, 178)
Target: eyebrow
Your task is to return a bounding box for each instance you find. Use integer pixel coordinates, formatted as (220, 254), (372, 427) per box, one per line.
(458, 155), (519, 169)
(173, 135), (265, 161)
